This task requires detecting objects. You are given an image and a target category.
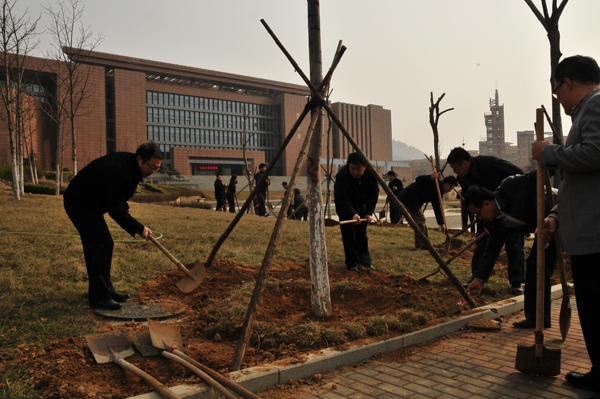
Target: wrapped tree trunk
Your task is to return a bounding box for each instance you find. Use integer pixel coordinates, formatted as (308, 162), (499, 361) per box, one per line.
(306, 0), (331, 318)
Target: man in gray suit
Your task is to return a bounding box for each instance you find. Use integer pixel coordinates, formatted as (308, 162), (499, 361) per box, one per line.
(532, 55), (600, 396)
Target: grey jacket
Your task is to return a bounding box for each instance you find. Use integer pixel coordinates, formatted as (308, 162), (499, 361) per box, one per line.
(541, 87), (600, 255)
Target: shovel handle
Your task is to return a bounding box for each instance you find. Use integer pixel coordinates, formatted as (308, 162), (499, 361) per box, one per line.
(161, 351), (238, 399)
(172, 349), (261, 399)
(339, 218), (368, 225)
(148, 235), (196, 281)
(114, 357), (182, 399)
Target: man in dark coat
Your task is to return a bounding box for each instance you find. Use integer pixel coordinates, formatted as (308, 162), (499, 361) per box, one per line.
(214, 174), (226, 212)
(386, 170), (404, 224)
(253, 163), (270, 216)
(334, 153), (379, 272)
(227, 175), (237, 213)
(447, 147), (525, 294)
(397, 173), (457, 249)
(462, 171), (556, 329)
(63, 142), (162, 310)
(293, 188), (308, 221)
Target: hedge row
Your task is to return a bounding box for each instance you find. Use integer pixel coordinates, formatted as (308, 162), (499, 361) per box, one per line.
(24, 183), (66, 195)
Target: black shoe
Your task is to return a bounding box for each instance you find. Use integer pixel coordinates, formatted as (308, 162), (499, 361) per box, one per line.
(511, 283), (523, 295)
(565, 371), (599, 391)
(347, 266), (359, 272)
(90, 299), (122, 310)
(365, 265), (376, 271)
(512, 319), (551, 329)
(111, 291), (131, 302)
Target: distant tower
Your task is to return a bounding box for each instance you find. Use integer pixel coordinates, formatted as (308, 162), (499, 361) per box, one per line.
(483, 89), (505, 158)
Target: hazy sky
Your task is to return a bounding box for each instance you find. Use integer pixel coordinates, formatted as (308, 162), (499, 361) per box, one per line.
(16, 0), (600, 156)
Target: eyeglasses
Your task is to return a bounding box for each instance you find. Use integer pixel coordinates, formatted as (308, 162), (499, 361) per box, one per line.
(144, 162), (161, 171)
(552, 81), (564, 97)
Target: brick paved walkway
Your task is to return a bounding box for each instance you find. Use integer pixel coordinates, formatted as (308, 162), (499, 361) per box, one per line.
(300, 298), (595, 399)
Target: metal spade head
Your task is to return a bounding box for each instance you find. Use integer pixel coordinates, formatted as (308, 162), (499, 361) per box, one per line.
(515, 343), (561, 376)
(147, 319), (185, 354)
(85, 329), (135, 364)
(176, 261), (206, 293)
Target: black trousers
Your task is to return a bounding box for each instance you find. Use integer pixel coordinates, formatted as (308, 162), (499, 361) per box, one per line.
(390, 201), (401, 224)
(64, 199), (116, 303)
(256, 192), (267, 216)
(340, 221), (371, 268)
(216, 197), (226, 212)
(570, 252), (600, 378)
(227, 196), (236, 213)
(523, 237), (557, 323)
(471, 222), (526, 286)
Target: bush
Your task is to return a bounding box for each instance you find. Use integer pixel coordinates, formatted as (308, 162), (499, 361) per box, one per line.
(0, 164), (12, 181)
(24, 183), (65, 195)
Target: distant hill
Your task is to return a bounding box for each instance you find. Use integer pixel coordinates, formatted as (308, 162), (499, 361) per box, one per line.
(392, 139), (428, 161)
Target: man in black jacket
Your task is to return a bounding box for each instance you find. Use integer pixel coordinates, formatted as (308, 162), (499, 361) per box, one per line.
(64, 142), (162, 310)
(334, 153), (379, 272)
(253, 163), (270, 216)
(398, 173), (457, 249)
(462, 171), (557, 329)
(226, 175), (237, 213)
(386, 170), (404, 224)
(293, 188), (308, 221)
(214, 174), (226, 212)
(448, 147), (525, 294)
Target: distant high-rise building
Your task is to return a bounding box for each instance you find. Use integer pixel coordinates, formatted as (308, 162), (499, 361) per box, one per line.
(483, 89), (505, 159)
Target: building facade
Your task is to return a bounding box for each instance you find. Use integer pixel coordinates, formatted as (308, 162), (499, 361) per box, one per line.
(0, 48), (395, 177)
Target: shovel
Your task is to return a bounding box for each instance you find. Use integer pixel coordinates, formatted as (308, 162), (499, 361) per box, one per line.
(324, 218), (368, 227)
(136, 320), (243, 399)
(85, 330), (182, 399)
(148, 235), (206, 292)
(515, 108), (561, 376)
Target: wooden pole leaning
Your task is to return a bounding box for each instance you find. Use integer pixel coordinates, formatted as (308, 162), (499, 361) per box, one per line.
(204, 46), (346, 268)
(261, 19), (475, 308)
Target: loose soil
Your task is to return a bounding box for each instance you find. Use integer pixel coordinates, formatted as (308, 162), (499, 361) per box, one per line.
(1, 229), (570, 399)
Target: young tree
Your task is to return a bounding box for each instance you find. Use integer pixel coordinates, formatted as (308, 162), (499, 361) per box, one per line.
(44, 0), (103, 175)
(524, 0), (569, 142)
(429, 92), (453, 171)
(0, 0), (39, 199)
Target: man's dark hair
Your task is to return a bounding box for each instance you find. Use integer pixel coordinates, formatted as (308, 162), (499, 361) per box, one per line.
(282, 181), (288, 186)
(442, 176), (458, 186)
(259, 163), (267, 169)
(447, 147), (471, 165)
(554, 55), (600, 86)
(216, 173), (221, 177)
(135, 142), (163, 162)
(347, 152), (366, 166)
(387, 170), (396, 177)
(230, 175), (237, 182)
(462, 185), (494, 209)
(294, 188), (300, 195)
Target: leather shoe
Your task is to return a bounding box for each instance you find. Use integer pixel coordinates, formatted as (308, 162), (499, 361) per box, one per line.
(90, 300), (122, 310)
(512, 318), (551, 329)
(111, 291), (131, 302)
(511, 283), (523, 295)
(565, 371), (599, 391)
(347, 266), (359, 272)
(365, 265), (376, 271)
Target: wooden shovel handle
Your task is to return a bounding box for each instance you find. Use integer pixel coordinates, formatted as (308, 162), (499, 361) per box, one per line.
(161, 351), (238, 399)
(148, 235), (196, 281)
(114, 357), (182, 399)
(171, 349), (261, 399)
(339, 218), (368, 225)
(535, 109), (546, 353)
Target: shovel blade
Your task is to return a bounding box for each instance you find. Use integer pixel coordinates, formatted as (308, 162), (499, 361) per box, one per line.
(324, 218), (339, 227)
(515, 344), (561, 376)
(148, 319), (185, 353)
(85, 330), (135, 364)
(559, 299), (572, 341)
(132, 330), (161, 357)
(176, 261), (206, 293)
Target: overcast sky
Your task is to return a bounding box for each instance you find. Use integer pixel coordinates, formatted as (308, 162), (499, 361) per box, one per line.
(16, 0), (600, 156)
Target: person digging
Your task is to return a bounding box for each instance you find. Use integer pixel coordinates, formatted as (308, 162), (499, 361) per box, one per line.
(462, 171), (557, 329)
(64, 142), (162, 310)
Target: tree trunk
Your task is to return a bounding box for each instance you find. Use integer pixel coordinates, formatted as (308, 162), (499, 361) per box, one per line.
(307, 0), (331, 318)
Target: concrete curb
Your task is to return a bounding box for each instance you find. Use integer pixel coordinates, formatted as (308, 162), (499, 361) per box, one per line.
(129, 284), (565, 399)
